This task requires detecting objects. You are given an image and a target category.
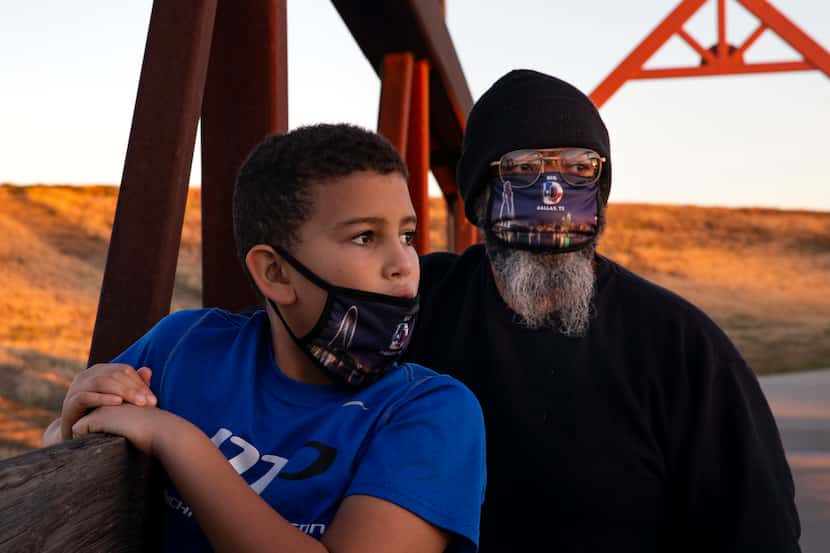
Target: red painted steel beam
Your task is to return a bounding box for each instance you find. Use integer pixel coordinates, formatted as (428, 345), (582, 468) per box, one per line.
(431, 167), (480, 251)
(453, 196), (479, 253)
(734, 23), (767, 60)
(406, 60), (431, 254)
(330, 0), (473, 198)
(636, 60), (813, 79)
(88, 1), (217, 366)
(677, 28), (716, 64)
(737, 0), (830, 77)
(377, 53), (414, 156)
(431, 165), (457, 197)
(591, 0), (829, 108)
(201, 0), (287, 311)
(377, 52), (477, 253)
(718, 0), (728, 58)
(590, 0), (708, 108)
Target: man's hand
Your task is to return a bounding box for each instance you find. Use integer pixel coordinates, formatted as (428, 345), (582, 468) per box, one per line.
(72, 403), (168, 456)
(57, 363), (156, 442)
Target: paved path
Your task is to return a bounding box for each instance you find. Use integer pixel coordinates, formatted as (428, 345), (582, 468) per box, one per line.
(760, 369), (830, 553)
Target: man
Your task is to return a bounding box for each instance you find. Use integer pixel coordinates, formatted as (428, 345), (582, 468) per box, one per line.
(404, 70), (800, 552)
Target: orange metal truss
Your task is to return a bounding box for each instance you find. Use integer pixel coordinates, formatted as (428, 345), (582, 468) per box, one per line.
(590, 0), (830, 108)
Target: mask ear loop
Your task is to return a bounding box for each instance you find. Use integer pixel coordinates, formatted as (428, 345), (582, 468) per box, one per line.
(266, 296), (358, 385)
(259, 244), (416, 388)
(267, 297), (301, 343)
(260, 244), (334, 343)
(261, 254), (372, 388)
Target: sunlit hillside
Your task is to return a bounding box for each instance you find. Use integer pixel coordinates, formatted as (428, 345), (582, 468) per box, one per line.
(2, 184), (829, 458)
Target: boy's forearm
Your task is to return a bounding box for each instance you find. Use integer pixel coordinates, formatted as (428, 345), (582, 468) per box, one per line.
(155, 414), (328, 553)
(42, 418), (63, 447)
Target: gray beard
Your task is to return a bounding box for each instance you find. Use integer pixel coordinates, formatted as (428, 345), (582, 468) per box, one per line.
(486, 238), (596, 336)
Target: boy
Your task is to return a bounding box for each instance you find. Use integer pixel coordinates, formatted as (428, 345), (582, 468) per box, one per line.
(43, 124), (486, 553)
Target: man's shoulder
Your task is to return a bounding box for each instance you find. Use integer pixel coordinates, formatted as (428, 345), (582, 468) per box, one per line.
(419, 244), (487, 290)
(598, 254), (707, 316)
(597, 254), (741, 357)
(371, 362), (483, 419)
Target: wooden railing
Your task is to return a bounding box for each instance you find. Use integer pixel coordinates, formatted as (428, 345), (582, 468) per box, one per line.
(0, 435), (160, 552)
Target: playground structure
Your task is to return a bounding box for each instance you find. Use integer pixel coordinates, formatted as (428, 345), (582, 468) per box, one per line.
(0, 1), (827, 551)
(85, 0), (830, 371)
(87, 0), (479, 369)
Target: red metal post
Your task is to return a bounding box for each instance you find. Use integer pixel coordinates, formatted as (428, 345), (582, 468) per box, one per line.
(406, 60), (431, 254)
(377, 53), (414, 154)
(677, 28), (716, 64)
(734, 23), (767, 60)
(636, 61), (812, 79)
(453, 195), (479, 252)
(718, 0), (728, 58)
(430, 152), (479, 252)
(201, 0), (287, 311)
(88, 1), (217, 366)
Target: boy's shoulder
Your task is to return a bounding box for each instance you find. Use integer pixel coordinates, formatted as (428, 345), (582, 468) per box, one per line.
(114, 308), (261, 367)
(150, 307), (256, 337)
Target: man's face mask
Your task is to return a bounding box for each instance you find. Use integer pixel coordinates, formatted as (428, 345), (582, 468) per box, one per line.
(486, 148), (606, 252)
(265, 245), (418, 388)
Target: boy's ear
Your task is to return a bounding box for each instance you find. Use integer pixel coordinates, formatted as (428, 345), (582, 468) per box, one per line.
(245, 245), (297, 305)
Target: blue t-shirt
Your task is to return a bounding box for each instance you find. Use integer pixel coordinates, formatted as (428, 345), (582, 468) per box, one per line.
(113, 308), (486, 552)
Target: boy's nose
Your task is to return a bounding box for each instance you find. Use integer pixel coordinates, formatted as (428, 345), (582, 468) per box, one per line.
(383, 243), (417, 296)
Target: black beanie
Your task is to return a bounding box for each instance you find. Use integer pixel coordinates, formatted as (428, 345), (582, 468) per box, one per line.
(458, 69), (612, 225)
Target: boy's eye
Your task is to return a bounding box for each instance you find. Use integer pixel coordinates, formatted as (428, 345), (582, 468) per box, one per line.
(351, 231), (374, 246)
(401, 231), (417, 246)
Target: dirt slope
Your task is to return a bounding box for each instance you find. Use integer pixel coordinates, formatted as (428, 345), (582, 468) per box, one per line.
(1, 185), (828, 457)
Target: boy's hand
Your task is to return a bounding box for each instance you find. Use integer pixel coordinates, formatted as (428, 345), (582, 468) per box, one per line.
(60, 363), (157, 441)
(72, 404), (166, 456)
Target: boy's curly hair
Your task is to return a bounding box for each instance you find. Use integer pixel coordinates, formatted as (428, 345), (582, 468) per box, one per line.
(232, 123), (408, 280)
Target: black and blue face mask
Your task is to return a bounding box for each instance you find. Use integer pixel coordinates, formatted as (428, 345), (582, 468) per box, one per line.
(265, 245), (419, 388)
(486, 148), (603, 253)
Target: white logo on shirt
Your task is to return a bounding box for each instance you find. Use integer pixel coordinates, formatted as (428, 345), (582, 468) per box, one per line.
(293, 522), (327, 537)
(341, 400), (368, 410)
(211, 428), (289, 494)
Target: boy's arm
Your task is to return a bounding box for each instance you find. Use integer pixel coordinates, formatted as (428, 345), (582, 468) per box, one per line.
(44, 309), (206, 447)
(72, 405), (449, 553)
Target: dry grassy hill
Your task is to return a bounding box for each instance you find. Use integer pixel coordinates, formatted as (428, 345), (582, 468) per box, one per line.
(2, 184), (829, 458)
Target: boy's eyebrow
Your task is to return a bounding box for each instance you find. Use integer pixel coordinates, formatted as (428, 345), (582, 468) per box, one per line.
(334, 217), (386, 228)
(334, 215), (418, 228)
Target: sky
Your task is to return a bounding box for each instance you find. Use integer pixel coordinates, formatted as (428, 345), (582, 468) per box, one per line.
(0, 0), (828, 211)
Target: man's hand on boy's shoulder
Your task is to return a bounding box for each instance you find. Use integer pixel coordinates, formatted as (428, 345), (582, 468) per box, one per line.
(41, 363), (157, 447)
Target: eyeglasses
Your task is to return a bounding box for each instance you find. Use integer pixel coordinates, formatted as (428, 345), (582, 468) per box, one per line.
(490, 148), (606, 188)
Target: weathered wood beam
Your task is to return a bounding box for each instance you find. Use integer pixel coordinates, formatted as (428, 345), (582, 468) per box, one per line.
(201, 0), (287, 312)
(88, 0), (217, 365)
(0, 435), (159, 552)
